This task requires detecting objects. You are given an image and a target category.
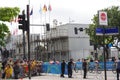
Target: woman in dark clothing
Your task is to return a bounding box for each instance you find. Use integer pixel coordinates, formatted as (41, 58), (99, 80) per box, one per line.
(67, 59), (73, 78)
(60, 60), (66, 77)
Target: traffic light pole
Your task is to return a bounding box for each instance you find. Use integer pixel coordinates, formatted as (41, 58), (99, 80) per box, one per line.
(27, 5), (31, 79)
(23, 29), (26, 60)
(18, 5), (50, 79)
(22, 10), (26, 60)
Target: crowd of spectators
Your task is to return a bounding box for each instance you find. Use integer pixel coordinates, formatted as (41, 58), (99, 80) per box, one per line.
(0, 58), (43, 79)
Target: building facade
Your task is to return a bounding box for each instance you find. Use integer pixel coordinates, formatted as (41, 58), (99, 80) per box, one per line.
(6, 23), (94, 61)
(45, 23), (93, 61)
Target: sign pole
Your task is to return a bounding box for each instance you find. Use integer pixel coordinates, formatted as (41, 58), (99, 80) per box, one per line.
(103, 26), (107, 80)
(98, 11), (108, 80)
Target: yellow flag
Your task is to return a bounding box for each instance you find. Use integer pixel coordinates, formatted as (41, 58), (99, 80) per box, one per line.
(43, 4), (47, 12)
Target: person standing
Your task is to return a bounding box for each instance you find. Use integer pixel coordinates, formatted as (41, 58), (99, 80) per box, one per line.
(2, 48), (9, 59)
(67, 59), (73, 78)
(82, 59), (87, 79)
(4, 64), (13, 79)
(0, 61), (2, 78)
(60, 60), (66, 77)
(116, 58), (120, 80)
(13, 61), (20, 79)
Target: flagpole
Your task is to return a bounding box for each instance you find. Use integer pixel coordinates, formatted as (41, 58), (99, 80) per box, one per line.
(43, 4), (47, 61)
(32, 7), (33, 24)
(40, 5), (42, 24)
(45, 12), (46, 23)
(31, 6), (34, 33)
(28, 0), (30, 5)
(39, 5), (43, 40)
(49, 0), (50, 23)
(32, 15), (34, 33)
(49, 10), (51, 23)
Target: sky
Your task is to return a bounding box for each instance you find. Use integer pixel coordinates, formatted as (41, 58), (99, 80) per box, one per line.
(0, 0), (120, 34)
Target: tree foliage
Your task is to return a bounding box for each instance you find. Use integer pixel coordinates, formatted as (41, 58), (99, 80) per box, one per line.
(0, 7), (20, 21)
(0, 23), (10, 46)
(0, 7), (20, 46)
(88, 6), (120, 46)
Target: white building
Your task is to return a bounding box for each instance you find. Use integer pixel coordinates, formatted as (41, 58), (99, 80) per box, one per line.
(6, 23), (94, 61)
(45, 23), (93, 61)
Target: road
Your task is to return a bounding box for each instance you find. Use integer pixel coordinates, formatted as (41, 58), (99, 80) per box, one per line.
(23, 70), (117, 80)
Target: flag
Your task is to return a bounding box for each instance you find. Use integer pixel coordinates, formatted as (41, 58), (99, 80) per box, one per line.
(42, 4), (47, 12)
(10, 17), (18, 22)
(13, 28), (18, 35)
(39, 5), (42, 14)
(14, 18), (19, 22)
(48, 4), (52, 11)
(30, 8), (33, 15)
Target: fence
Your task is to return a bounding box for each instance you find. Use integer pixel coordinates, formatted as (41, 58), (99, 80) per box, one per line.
(41, 61), (115, 74)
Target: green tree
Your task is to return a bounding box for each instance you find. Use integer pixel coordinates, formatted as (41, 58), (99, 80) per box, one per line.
(0, 23), (10, 46)
(0, 7), (20, 46)
(88, 6), (120, 58)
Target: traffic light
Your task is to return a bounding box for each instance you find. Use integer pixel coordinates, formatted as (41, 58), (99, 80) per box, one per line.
(18, 14), (25, 29)
(18, 10), (26, 30)
(46, 23), (50, 31)
(74, 27), (78, 34)
(79, 28), (83, 31)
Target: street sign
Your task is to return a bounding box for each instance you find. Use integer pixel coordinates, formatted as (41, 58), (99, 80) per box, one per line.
(99, 11), (108, 26)
(96, 27), (119, 35)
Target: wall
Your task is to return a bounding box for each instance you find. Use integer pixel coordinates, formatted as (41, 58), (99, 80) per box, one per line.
(60, 24), (93, 60)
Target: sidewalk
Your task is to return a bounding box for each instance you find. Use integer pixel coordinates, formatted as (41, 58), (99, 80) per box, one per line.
(23, 74), (89, 80)
(23, 71), (117, 80)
